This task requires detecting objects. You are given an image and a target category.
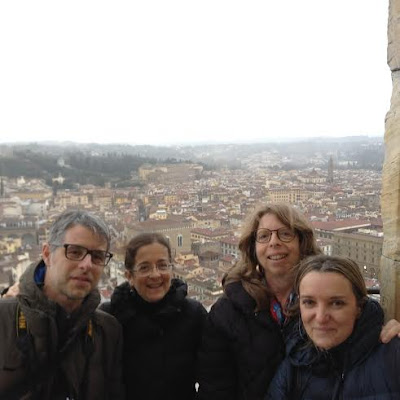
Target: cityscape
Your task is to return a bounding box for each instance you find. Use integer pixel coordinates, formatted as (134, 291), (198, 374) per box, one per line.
(0, 136), (384, 309)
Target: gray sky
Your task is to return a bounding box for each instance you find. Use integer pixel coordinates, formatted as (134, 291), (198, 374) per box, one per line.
(0, 0), (391, 145)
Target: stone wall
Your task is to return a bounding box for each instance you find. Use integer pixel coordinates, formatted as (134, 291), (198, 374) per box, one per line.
(381, 0), (400, 320)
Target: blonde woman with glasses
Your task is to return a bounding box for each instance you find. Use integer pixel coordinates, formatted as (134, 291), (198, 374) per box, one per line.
(101, 233), (207, 400)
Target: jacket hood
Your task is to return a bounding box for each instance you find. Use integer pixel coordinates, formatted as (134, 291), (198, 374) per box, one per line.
(108, 278), (188, 323)
(19, 260), (56, 317)
(287, 298), (383, 368)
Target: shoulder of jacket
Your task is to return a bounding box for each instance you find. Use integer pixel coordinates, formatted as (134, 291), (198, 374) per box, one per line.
(0, 297), (18, 306)
(99, 301), (111, 313)
(184, 297), (207, 313)
(93, 308), (122, 331)
(207, 295), (241, 328)
(374, 336), (400, 357)
(0, 299), (20, 343)
(210, 293), (236, 313)
(179, 298), (207, 324)
(266, 357), (294, 399)
(0, 297), (19, 312)
(0, 298), (19, 320)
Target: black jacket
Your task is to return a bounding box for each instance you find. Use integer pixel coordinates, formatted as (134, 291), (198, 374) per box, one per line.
(266, 299), (400, 400)
(197, 281), (293, 400)
(101, 278), (207, 400)
(0, 261), (124, 400)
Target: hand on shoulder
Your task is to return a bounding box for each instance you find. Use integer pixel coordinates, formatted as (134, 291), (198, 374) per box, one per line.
(1, 283), (20, 299)
(380, 319), (400, 343)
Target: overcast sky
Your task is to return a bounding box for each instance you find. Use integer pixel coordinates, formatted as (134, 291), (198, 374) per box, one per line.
(0, 1), (391, 145)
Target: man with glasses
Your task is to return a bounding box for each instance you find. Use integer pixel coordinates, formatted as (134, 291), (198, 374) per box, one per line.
(0, 210), (124, 399)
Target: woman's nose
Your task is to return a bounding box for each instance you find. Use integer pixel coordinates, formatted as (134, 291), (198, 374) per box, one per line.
(268, 231), (281, 245)
(315, 306), (329, 323)
(148, 266), (162, 277)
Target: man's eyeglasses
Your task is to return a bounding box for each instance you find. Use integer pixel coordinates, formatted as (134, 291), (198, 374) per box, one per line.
(54, 244), (113, 266)
(254, 228), (296, 243)
(132, 262), (173, 276)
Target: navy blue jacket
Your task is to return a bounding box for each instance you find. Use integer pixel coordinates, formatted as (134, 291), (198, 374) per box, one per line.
(266, 299), (400, 400)
(101, 279), (207, 400)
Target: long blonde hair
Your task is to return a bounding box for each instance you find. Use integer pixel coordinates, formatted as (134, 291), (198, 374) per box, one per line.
(224, 203), (321, 310)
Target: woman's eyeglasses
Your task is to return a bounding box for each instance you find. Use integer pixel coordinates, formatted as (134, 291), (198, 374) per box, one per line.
(133, 262), (173, 276)
(254, 228), (296, 243)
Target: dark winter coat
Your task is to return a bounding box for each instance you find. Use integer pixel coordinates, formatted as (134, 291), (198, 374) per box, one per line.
(197, 281), (294, 400)
(266, 299), (400, 400)
(101, 278), (207, 400)
(0, 261), (125, 400)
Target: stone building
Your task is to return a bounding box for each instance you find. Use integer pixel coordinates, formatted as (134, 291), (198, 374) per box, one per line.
(220, 236), (240, 258)
(267, 187), (309, 204)
(312, 220), (372, 241)
(190, 227), (232, 243)
(54, 192), (89, 208)
(332, 231), (383, 279)
(124, 217), (193, 256)
(139, 163), (203, 183)
(198, 250), (219, 270)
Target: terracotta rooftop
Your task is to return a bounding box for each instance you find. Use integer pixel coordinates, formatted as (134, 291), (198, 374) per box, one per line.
(191, 227), (231, 236)
(312, 219), (371, 231)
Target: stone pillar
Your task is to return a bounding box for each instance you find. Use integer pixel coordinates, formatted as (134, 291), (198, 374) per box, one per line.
(381, 0), (400, 320)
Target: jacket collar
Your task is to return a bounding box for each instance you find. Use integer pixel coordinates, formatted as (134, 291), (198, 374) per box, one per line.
(109, 278), (188, 323)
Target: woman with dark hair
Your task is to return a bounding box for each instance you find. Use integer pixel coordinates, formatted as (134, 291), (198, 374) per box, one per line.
(197, 203), (400, 400)
(266, 255), (400, 399)
(101, 232), (207, 400)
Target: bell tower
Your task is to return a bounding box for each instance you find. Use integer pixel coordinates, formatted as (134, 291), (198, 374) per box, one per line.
(327, 156), (334, 184)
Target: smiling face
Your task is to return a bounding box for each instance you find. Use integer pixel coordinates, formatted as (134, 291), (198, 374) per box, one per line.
(43, 224), (107, 313)
(126, 242), (172, 303)
(299, 271), (360, 350)
(255, 213), (301, 281)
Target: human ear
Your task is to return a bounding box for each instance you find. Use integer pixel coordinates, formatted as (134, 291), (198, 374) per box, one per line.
(356, 297), (366, 318)
(125, 270), (133, 282)
(42, 243), (51, 266)
(356, 301), (364, 318)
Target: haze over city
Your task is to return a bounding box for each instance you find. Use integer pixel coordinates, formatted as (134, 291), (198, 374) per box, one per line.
(0, 137), (385, 303)
(0, 1), (391, 145)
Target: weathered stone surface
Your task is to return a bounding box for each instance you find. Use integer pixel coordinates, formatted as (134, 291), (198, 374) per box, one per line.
(382, 0), (400, 319)
(380, 256), (400, 321)
(388, 0), (400, 70)
(382, 70), (400, 261)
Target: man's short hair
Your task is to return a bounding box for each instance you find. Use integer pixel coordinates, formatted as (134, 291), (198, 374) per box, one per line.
(48, 210), (111, 251)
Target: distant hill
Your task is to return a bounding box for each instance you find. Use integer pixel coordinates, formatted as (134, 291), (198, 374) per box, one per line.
(0, 147), (159, 187)
(0, 137), (384, 187)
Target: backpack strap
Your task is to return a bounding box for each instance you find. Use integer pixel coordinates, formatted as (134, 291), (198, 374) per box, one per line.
(16, 304), (28, 337)
(17, 305), (94, 341)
